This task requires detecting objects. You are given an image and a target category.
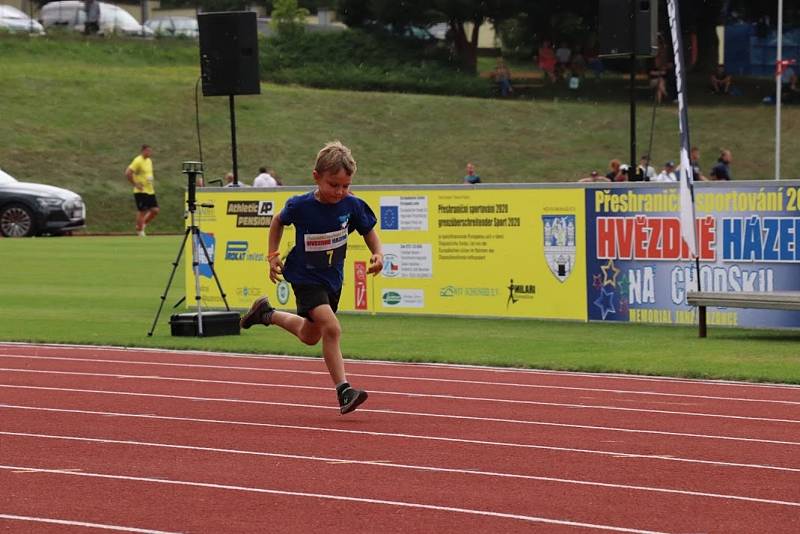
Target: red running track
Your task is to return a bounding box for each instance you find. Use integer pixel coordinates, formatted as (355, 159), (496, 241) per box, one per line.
(1, 343), (800, 533)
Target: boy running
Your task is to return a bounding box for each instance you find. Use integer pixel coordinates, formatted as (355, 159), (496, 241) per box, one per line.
(240, 141), (383, 414)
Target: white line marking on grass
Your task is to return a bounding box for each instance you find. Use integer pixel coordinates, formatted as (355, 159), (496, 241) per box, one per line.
(0, 465), (720, 534)
(0, 514), (178, 533)
(3, 354), (799, 406)
(3, 368), (799, 423)
(3, 342), (800, 391)
(2, 382), (799, 426)
(5, 431), (800, 509)
(3, 405), (800, 472)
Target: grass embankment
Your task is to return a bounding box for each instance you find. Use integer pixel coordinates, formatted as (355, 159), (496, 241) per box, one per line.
(1, 237), (798, 383)
(1, 35), (798, 234)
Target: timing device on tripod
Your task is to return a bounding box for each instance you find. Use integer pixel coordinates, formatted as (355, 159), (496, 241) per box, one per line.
(147, 12), (262, 337)
(147, 161), (240, 337)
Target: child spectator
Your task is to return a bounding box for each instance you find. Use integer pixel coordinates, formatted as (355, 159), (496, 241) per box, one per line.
(491, 58), (513, 97)
(711, 65), (732, 95)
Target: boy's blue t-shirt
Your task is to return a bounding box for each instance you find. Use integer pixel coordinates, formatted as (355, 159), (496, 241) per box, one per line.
(279, 191), (377, 292)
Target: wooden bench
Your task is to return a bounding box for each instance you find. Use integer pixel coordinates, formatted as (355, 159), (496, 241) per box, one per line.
(686, 291), (800, 337)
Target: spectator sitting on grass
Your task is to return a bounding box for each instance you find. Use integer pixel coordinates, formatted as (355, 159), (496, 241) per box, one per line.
(652, 161), (678, 182)
(463, 162), (481, 184)
(253, 166), (278, 187)
(690, 147), (709, 181)
(711, 65), (732, 95)
(224, 172), (247, 187)
(579, 170), (610, 183)
(710, 150), (733, 181)
(634, 155), (656, 182)
(617, 164), (631, 182)
(605, 159), (622, 181)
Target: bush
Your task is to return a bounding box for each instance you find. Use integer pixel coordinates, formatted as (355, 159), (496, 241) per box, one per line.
(260, 29), (491, 97)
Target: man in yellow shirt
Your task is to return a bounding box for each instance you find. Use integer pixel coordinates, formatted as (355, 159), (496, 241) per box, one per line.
(125, 144), (159, 236)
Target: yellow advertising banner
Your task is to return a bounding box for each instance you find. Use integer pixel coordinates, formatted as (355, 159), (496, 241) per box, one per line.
(187, 185), (587, 320)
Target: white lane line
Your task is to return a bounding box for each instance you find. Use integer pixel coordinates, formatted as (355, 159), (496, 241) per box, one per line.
(2, 368), (799, 423)
(0, 465), (670, 534)
(3, 354), (799, 407)
(2, 382), (799, 426)
(0, 514), (178, 533)
(5, 431), (800, 509)
(4, 404), (800, 462)
(3, 342), (799, 391)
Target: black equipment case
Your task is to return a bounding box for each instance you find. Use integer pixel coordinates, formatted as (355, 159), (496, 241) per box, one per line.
(170, 311), (241, 337)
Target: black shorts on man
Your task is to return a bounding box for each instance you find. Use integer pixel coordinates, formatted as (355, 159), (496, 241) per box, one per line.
(292, 284), (341, 320)
(134, 193), (159, 211)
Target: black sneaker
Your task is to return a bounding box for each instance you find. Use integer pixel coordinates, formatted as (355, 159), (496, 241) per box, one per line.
(240, 296), (275, 329)
(338, 387), (368, 415)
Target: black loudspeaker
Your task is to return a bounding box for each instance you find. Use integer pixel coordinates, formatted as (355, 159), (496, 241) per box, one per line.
(198, 11), (261, 96)
(598, 0), (658, 57)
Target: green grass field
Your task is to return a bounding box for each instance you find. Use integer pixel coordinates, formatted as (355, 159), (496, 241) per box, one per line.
(1, 237), (799, 383)
(1, 34), (798, 234)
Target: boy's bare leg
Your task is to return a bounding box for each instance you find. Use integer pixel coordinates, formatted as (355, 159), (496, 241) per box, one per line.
(307, 305), (346, 385)
(269, 310), (322, 346)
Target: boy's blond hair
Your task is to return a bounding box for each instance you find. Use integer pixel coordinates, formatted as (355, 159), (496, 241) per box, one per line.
(315, 141), (357, 176)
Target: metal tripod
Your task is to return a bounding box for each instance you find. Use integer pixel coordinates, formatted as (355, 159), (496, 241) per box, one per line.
(147, 162), (229, 337)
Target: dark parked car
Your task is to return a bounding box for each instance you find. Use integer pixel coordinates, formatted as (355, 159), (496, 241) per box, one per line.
(0, 168), (86, 237)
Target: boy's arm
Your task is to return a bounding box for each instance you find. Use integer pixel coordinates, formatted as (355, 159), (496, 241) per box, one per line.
(267, 213), (285, 283)
(363, 228), (383, 275)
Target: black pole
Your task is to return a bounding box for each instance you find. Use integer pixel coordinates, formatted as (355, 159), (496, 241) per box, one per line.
(629, 0), (637, 172)
(229, 94), (239, 185)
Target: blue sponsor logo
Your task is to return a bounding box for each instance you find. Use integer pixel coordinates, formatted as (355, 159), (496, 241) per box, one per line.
(195, 231), (215, 278)
(381, 206), (399, 230)
(226, 241), (249, 261)
(224, 241), (265, 262)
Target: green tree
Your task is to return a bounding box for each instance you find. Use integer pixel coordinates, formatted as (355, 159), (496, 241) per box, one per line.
(271, 0), (310, 35)
(336, 0), (521, 73)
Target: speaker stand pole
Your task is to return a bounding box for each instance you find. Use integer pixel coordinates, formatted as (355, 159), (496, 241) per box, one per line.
(629, 0), (637, 172)
(229, 94), (239, 186)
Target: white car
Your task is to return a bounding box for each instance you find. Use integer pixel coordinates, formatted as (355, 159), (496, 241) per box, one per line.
(40, 1), (153, 37)
(0, 5), (45, 34)
(144, 16), (198, 39)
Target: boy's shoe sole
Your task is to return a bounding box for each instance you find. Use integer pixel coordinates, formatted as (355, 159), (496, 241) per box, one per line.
(340, 388), (368, 415)
(240, 296), (274, 329)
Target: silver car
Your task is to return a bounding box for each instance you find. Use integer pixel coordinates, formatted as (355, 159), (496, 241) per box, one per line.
(144, 16), (198, 39)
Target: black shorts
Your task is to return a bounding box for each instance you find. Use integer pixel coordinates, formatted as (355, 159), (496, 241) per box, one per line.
(134, 193), (158, 211)
(292, 284), (341, 320)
